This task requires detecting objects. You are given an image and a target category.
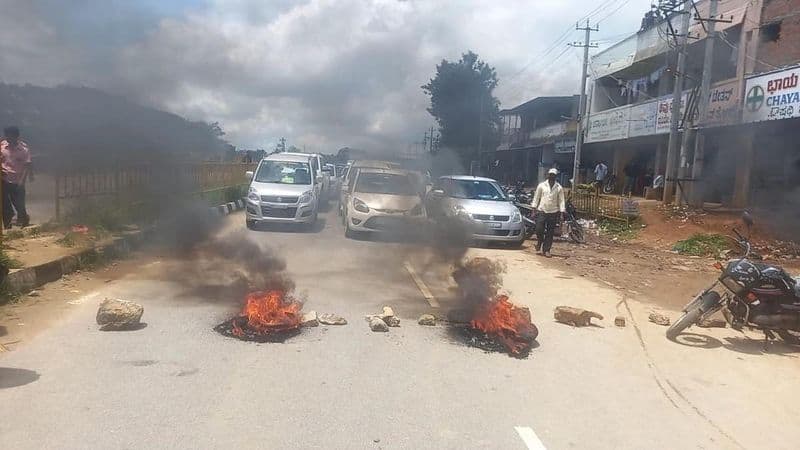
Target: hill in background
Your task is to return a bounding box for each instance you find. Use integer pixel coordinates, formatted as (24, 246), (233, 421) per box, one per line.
(0, 84), (231, 170)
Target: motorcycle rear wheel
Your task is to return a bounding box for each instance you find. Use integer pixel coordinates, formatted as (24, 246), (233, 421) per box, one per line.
(569, 222), (585, 243)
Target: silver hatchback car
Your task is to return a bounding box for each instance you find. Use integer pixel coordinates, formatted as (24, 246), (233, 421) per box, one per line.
(426, 175), (524, 246)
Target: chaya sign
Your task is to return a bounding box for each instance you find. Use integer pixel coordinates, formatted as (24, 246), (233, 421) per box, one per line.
(699, 79), (740, 127)
(743, 66), (800, 123)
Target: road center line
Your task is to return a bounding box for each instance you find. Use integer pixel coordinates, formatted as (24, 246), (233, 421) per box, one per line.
(403, 261), (439, 308)
(515, 426), (547, 450)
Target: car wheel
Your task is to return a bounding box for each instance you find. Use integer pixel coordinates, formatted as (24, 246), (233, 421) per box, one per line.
(345, 223), (356, 239)
(508, 238), (524, 249)
(246, 219), (257, 230)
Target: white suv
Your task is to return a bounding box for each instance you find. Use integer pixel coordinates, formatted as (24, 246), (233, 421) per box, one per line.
(245, 154), (321, 229)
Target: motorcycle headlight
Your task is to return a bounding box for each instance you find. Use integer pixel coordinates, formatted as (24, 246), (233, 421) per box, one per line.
(299, 190), (313, 204)
(247, 187), (259, 201)
(353, 197), (370, 213)
(409, 203), (423, 216)
(511, 209), (522, 223)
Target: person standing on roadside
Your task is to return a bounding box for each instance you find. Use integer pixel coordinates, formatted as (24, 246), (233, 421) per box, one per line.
(593, 160), (608, 190)
(532, 168), (565, 258)
(1, 126), (33, 228)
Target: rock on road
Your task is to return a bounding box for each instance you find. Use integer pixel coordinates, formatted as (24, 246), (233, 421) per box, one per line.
(2, 206), (800, 449)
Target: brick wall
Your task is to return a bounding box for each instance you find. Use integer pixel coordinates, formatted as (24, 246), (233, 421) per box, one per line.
(757, 0), (800, 71)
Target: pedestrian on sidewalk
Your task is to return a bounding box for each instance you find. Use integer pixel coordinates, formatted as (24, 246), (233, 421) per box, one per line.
(1, 126), (34, 228)
(532, 168), (565, 258)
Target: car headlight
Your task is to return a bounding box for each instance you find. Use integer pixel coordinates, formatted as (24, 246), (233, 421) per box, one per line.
(409, 203), (423, 216)
(353, 197), (370, 213)
(452, 205), (470, 219)
(247, 187), (259, 201)
(299, 190), (313, 204)
(511, 209), (522, 223)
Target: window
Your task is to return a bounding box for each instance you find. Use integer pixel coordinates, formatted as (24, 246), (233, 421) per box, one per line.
(447, 179), (507, 201)
(354, 173), (415, 195)
(761, 21), (781, 43)
(254, 161), (312, 185)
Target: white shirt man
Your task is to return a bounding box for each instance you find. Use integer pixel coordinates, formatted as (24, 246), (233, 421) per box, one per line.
(594, 161), (608, 182)
(532, 173), (566, 214)
(531, 168), (565, 257)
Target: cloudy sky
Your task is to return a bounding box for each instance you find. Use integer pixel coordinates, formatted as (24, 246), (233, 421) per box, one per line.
(0, 0), (648, 151)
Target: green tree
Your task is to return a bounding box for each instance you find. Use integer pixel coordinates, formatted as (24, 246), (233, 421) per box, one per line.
(422, 51), (500, 165)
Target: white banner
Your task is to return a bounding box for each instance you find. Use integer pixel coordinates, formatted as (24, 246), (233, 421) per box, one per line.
(586, 106), (630, 143)
(743, 66), (800, 123)
(628, 100), (657, 137)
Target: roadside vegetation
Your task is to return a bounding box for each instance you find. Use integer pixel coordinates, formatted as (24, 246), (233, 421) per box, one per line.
(598, 218), (643, 241)
(672, 233), (730, 257)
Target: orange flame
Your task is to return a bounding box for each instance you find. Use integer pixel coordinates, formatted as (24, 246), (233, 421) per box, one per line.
(236, 290), (302, 334)
(470, 295), (535, 355)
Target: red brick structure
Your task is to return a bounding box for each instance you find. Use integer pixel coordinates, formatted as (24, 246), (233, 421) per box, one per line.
(757, 0), (800, 71)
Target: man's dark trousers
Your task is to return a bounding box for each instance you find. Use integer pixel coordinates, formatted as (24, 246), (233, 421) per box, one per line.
(2, 181), (28, 228)
(536, 212), (559, 253)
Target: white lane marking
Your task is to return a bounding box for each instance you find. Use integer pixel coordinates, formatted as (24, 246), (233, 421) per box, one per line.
(403, 261), (439, 308)
(515, 426), (547, 450)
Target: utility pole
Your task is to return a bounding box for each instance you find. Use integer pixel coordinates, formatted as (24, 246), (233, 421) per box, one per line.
(570, 19), (599, 186)
(690, 0), (724, 207)
(663, 0), (693, 204)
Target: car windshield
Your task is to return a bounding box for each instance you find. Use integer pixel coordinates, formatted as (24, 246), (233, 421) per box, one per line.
(448, 179), (507, 201)
(254, 161), (312, 185)
(355, 173), (415, 195)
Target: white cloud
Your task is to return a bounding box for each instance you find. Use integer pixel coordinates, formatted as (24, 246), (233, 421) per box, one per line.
(0, 0), (648, 150)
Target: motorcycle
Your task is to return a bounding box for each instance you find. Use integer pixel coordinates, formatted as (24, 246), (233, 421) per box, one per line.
(667, 214), (800, 346)
(503, 181), (532, 204)
(513, 197), (585, 244)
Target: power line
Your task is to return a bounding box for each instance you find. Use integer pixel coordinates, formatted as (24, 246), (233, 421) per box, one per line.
(596, 0), (636, 24)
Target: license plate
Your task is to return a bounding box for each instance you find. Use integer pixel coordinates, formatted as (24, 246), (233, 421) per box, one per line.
(487, 222), (502, 228)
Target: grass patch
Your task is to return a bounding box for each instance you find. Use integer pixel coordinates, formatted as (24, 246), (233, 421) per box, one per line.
(56, 232), (78, 247)
(599, 218), (642, 241)
(673, 233), (730, 257)
(4, 229), (24, 240)
(0, 248), (23, 269)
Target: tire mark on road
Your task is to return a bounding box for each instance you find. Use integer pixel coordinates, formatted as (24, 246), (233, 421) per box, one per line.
(619, 296), (745, 449)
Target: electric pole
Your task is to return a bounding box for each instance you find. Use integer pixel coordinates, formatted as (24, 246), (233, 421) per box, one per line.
(570, 19), (599, 186)
(690, 0), (727, 206)
(663, 0), (693, 204)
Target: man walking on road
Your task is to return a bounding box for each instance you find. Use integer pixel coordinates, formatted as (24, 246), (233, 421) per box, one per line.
(532, 168), (565, 258)
(1, 126), (34, 228)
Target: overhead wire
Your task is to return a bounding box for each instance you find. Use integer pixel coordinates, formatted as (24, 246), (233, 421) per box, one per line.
(498, 0), (629, 101)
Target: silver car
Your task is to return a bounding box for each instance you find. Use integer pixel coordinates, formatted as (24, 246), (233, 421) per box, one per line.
(245, 154), (321, 229)
(426, 175), (524, 246)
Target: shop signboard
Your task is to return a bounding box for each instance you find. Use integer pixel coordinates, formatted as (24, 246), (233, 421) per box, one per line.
(554, 139), (575, 153)
(628, 99), (657, 137)
(656, 92), (688, 134)
(743, 66), (800, 123)
(699, 79), (740, 127)
(585, 105), (630, 143)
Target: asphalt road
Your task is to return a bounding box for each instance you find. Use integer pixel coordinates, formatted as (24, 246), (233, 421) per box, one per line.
(2, 203), (800, 449)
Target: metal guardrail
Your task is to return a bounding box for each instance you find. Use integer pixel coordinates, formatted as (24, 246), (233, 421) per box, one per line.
(55, 163), (257, 220)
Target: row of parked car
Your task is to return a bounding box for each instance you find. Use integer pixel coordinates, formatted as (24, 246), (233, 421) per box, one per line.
(244, 153), (525, 246)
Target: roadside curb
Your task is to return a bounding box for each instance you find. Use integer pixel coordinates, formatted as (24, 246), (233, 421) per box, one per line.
(209, 198), (246, 216)
(4, 198), (245, 296)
